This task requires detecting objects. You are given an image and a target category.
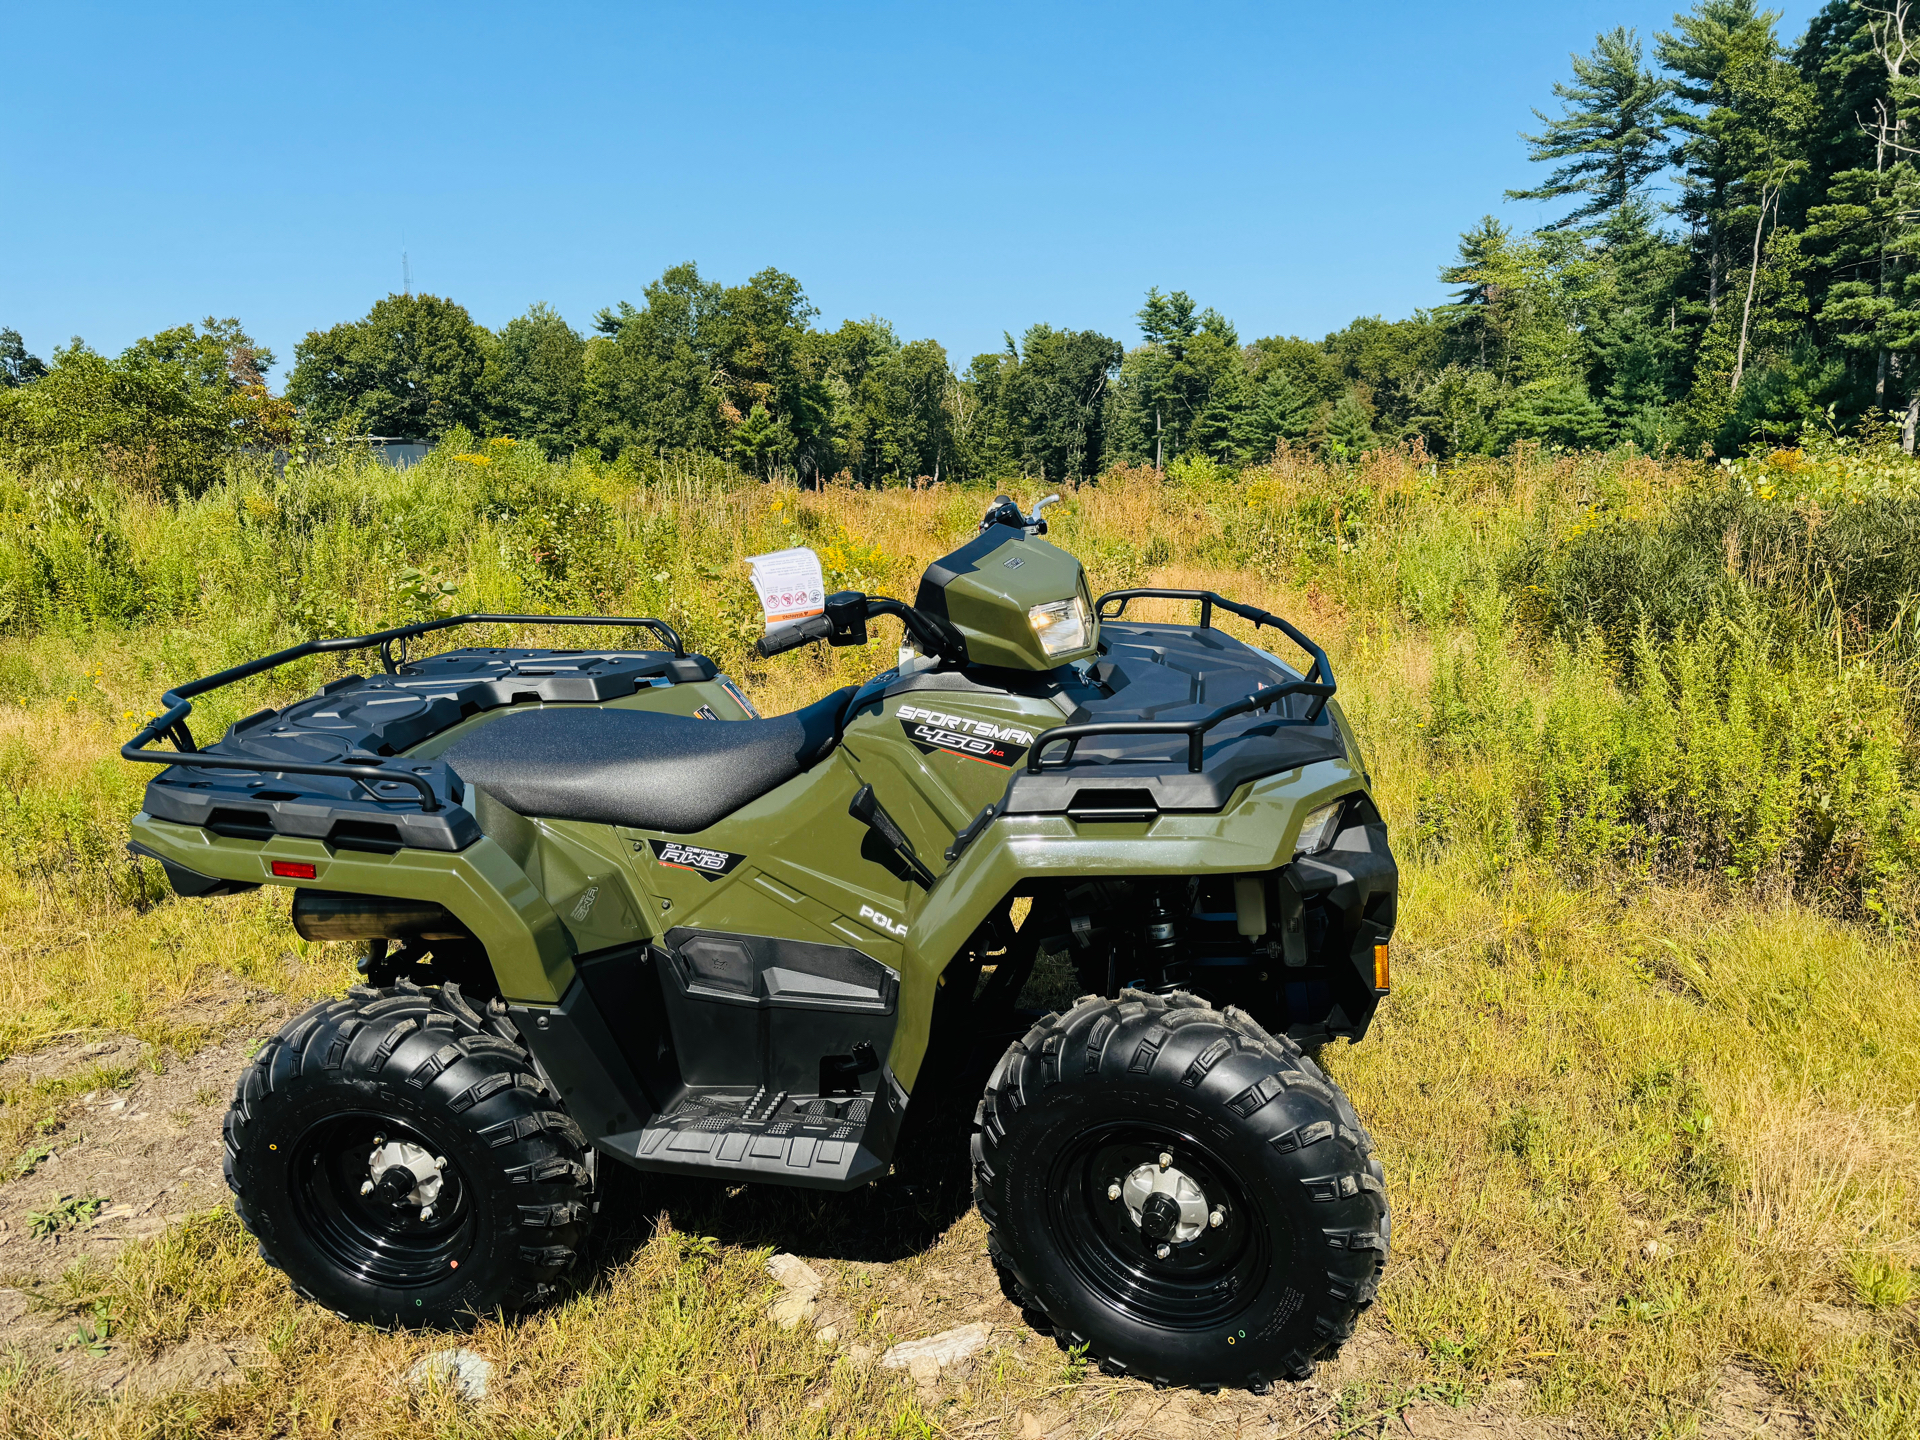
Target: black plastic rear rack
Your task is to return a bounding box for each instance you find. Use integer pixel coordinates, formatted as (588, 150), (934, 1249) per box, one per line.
(1027, 589), (1336, 775)
(121, 613), (685, 813)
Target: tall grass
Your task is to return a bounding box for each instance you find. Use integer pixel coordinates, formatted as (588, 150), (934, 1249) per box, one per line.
(11, 435), (1909, 917)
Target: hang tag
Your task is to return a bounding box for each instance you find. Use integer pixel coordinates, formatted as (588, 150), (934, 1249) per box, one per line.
(745, 547), (825, 637)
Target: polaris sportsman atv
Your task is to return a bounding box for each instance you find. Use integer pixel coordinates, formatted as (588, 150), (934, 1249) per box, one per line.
(122, 494), (1397, 1390)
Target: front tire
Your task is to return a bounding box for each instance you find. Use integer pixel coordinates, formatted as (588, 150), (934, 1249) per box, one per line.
(224, 981), (593, 1328)
(972, 990), (1388, 1390)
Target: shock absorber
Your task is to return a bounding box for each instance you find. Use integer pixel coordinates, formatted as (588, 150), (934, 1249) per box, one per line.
(1141, 887), (1186, 987)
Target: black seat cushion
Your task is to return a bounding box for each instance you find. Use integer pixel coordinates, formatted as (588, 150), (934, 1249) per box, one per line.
(446, 687), (857, 834)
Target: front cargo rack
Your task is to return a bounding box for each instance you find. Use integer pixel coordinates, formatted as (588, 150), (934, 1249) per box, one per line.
(122, 613), (686, 813)
(1027, 589), (1336, 775)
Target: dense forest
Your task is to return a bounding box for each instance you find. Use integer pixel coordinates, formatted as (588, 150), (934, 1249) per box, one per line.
(2, 0), (1914, 490)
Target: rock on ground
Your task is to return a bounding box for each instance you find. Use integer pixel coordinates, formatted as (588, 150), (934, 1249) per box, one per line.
(767, 1252), (823, 1296)
(408, 1347), (493, 1402)
(765, 1251), (824, 1329)
(880, 1321), (991, 1374)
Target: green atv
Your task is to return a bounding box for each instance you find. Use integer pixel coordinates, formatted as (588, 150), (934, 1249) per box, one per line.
(123, 495), (1397, 1391)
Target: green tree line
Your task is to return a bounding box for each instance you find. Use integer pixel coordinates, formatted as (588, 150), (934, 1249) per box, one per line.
(3, 0), (1913, 490)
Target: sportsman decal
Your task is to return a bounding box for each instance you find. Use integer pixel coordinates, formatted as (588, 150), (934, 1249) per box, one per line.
(894, 704), (1035, 769)
(640, 838), (746, 880)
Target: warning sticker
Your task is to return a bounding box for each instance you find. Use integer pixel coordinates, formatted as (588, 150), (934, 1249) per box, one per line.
(641, 839), (746, 881)
(895, 704), (1035, 769)
(745, 547), (825, 635)
(717, 675), (762, 719)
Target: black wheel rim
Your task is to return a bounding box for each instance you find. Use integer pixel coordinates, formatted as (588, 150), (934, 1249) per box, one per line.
(1046, 1120), (1271, 1331)
(288, 1111), (475, 1289)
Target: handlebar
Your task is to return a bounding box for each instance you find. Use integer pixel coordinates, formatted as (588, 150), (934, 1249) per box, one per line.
(978, 493), (1060, 536)
(754, 593), (967, 667)
(755, 614), (835, 658)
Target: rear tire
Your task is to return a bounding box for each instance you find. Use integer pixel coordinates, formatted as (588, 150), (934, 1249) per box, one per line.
(972, 990), (1387, 1389)
(224, 981), (593, 1328)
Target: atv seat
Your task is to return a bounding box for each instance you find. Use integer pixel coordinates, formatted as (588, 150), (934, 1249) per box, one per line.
(445, 687), (858, 834)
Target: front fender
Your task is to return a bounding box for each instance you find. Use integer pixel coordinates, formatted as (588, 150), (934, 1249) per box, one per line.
(887, 755), (1368, 1088)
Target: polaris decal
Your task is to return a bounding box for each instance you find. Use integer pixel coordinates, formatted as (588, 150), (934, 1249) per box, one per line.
(895, 705), (1034, 769)
(858, 903), (907, 938)
(642, 839), (745, 880)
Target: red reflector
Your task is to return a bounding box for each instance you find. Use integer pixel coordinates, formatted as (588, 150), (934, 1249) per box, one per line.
(270, 861), (317, 880)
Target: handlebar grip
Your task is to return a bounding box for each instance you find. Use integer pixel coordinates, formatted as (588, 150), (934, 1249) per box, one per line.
(755, 613), (834, 658)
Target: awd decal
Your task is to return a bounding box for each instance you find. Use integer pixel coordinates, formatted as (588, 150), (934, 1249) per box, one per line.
(895, 704), (1035, 769)
(641, 838), (745, 880)
(858, 903), (907, 938)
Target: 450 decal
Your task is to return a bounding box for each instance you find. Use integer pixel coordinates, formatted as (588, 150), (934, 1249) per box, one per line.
(894, 704), (1035, 769)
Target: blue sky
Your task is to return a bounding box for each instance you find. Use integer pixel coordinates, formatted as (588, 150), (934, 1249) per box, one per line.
(4, 0), (1823, 382)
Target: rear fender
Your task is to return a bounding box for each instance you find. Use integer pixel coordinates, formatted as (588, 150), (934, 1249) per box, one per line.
(127, 813), (574, 1003)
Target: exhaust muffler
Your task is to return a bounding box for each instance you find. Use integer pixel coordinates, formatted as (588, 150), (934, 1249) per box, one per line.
(291, 889), (471, 942)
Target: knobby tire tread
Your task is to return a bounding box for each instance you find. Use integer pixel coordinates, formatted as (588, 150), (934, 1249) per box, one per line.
(224, 980), (593, 1328)
(972, 988), (1389, 1391)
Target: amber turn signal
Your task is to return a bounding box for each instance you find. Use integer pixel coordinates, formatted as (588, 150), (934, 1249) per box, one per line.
(1373, 942), (1390, 992)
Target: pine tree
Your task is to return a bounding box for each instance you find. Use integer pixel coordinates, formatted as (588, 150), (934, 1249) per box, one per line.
(1438, 217), (1513, 373)
(1324, 392), (1377, 460)
(1656, 0), (1785, 317)
(1506, 27), (1671, 229)
(1797, 0), (1920, 412)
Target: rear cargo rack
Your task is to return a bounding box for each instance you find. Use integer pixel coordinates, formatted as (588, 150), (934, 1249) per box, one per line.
(1028, 590), (1336, 775)
(121, 613), (685, 810)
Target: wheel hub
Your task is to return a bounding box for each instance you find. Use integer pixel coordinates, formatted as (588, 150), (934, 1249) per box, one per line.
(361, 1136), (446, 1219)
(1121, 1159), (1209, 1244)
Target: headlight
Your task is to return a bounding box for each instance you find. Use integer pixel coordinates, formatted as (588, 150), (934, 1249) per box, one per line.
(1027, 596), (1090, 657)
(1293, 799), (1345, 857)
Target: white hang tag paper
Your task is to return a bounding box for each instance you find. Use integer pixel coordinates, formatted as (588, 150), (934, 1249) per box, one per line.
(745, 547), (825, 637)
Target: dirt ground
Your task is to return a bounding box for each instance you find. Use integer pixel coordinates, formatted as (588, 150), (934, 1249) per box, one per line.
(0, 992), (293, 1396)
(0, 998), (1819, 1439)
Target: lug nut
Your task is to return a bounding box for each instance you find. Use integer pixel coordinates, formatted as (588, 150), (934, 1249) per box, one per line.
(1209, 1208), (1225, 1228)
(1106, 1181), (1121, 1201)
(1156, 1243), (1171, 1259)
(1157, 1151), (1172, 1170)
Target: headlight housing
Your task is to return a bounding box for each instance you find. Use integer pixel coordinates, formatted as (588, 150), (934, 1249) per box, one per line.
(1027, 596), (1090, 658)
(1293, 799), (1346, 857)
